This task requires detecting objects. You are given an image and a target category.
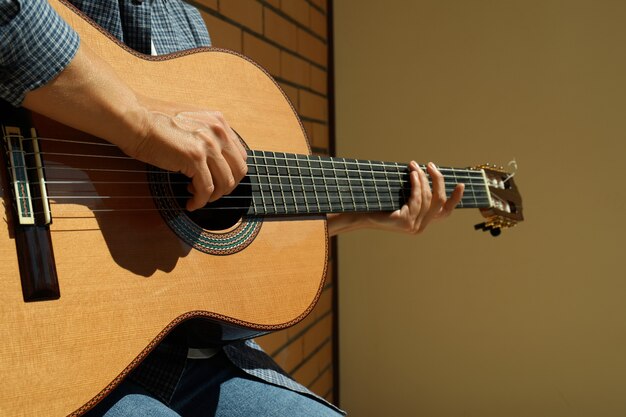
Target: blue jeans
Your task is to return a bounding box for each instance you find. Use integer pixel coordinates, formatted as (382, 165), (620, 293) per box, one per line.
(85, 350), (343, 417)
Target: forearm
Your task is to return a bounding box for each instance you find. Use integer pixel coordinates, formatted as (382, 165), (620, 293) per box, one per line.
(22, 40), (246, 211)
(22, 43), (148, 155)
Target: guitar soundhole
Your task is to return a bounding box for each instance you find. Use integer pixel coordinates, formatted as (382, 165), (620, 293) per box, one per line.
(148, 167), (262, 256)
(169, 172), (252, 231)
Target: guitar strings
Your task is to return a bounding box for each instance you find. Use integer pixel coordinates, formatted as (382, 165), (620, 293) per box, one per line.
(23, 154), (487, 182)
(31, 195), (493, 218)
(18, 137), (482, 176)
(21, 136), (488, 176)
(11, 136), (494, 215)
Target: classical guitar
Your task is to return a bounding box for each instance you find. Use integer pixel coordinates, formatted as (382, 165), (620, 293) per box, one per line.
(0, 1), (524, 416)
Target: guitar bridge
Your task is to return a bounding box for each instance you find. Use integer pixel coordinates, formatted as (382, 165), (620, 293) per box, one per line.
(2, 120), (59, 302)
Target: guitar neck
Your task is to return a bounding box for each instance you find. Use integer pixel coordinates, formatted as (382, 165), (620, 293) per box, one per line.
(246, 150), (492, 216)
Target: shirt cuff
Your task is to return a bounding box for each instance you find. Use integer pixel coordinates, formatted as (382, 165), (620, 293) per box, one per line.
(0, 0), (80, 106)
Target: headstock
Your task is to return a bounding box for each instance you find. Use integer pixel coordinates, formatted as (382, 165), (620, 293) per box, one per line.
(473, 163), (524, 237)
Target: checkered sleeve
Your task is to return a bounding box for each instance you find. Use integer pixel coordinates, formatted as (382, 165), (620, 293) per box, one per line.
(0, 0), (80, 106)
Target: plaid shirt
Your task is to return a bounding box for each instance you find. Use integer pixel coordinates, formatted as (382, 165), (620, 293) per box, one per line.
(0, 0), (341, 412)
(0, 0), (209, 105)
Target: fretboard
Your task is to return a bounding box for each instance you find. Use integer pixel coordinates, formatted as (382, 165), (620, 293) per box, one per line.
(246, 150), (491, 216)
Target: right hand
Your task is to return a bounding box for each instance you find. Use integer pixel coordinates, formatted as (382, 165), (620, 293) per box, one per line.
(126, 98), (248, 211)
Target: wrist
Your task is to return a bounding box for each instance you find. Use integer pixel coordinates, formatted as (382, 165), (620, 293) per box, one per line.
(114, 94), (151, 157)
(327, 212), (370, 237)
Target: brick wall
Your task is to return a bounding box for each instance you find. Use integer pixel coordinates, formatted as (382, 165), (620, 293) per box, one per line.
(186, 0), (337, 404)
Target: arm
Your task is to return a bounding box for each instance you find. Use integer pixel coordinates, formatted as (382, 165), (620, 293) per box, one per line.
(22, 42), (247, 211)
(327, 161), (465, 236)
(0, 1), (246, 211)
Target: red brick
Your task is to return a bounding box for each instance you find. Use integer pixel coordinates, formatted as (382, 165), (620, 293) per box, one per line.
(286, 308), (317, 339)
(201, 12), (242, 52)
(243, 32), (280, 75)
(273, 336), (304, 373)
(310, 367), (332, 396)
(310, 66), (327, 94)
(281, 0), (310, 27)
(219, 0), (263, 33)
(297, 28), (327, 67)
(279, 82), (299, 110)
(310, 0), (326, 12)
(292, 354), (318, 386)
(257, 330), (289, 356)
(316, 340), (333, 372)
(299, 90), (327, 121)
(280, 51), (310, 86)
(301, 120), (314, 144)
(310, 7), (327, 38)
(303, 314), (332, 357)
(311, 122), (328, 148)
(324, 390), (334, 403)
(195, 0), (218, 10)
(324, 261), (333, 285)
(264, 8), (297, 51)
(313, 287), (332, 318)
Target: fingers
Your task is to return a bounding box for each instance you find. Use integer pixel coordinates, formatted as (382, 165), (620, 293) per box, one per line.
(178, 111), (248, 209)
(408, 162), (465, 234)
(183, 111), (247, 159)
(440, 183), (464, 218)
(187, 164), (214, 212)
(413, 163), (432, 233)
(406, 161), (422, 217)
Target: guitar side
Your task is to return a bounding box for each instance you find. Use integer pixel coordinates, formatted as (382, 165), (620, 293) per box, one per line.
(0, 1), (328, 416)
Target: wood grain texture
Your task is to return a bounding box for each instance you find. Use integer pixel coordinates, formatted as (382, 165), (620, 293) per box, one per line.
(0, 1), (327, 416)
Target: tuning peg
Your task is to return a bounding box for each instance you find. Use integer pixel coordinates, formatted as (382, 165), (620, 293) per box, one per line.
(474, 222), (502, 237)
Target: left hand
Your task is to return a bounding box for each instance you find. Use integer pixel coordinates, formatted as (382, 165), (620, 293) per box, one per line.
(327, 161), (464, 236)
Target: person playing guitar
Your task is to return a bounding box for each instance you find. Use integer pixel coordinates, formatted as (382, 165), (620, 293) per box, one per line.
(0, 1), (464, 416)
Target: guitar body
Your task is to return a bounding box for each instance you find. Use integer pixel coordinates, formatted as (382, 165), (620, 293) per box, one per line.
(0, 1), (327, 416)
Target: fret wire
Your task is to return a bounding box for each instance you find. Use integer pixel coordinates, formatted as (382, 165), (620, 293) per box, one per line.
(394, 162), (407, 204)
(372, 163), (403, 211)
(248, 151), (484, 176)
(247, 167), (485, 185)
(250, 153), (259, 215)
(368, 160), (383, 211)
(450, 167), (462, 208)
(254, 156), (267, 213)
(357, 159), (369, 211)
(342, 158), (355, 211)
(263, 151), (278, 214)
(319, 156), (333, 213)
(468, 166), (478, 207)
(308, 156), (321, 213)
(332, 158), (345, 212)
(382, 161), (395, 209)
(287, 153), (303, 214)
(278, 152), (289, 213)
(296, 155), (310, 213)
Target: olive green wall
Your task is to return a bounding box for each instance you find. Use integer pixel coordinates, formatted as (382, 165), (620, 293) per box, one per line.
(334, 1), (626, 416)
